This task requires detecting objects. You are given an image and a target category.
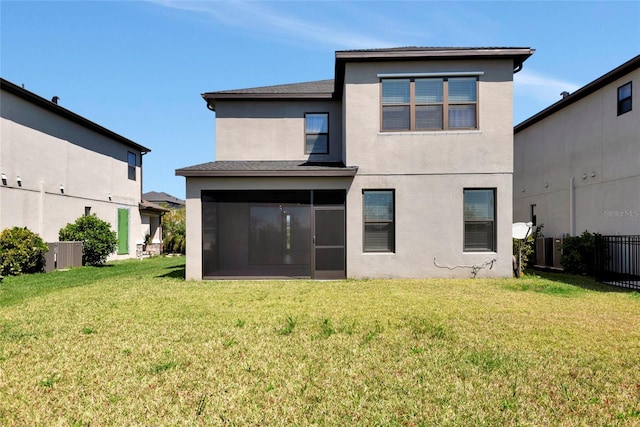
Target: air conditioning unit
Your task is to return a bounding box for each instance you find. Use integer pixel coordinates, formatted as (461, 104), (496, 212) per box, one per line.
(535, 238), (545, 266)
(552, 238), (564, 269)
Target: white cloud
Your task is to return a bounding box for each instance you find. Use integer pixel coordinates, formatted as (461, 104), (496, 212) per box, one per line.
(514, 68), (581, 105)
(146, 0), (398, 49)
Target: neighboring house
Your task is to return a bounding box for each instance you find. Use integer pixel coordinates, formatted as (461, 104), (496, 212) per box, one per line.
(1, 78), (152, 260)
(177, 47), (534, 280)
(142, 191), (185, 209)
(139, 199), (169, 256)
(514, 55), (639, 237)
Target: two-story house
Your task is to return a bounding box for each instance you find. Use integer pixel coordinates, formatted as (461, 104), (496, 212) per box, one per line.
(1, 78), (155, 260)
(177, 47), (534, 280)
(514, 55), (639, 238)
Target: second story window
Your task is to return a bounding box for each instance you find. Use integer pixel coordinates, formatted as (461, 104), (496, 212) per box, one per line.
(618, 82), (632, 116)
(305, 113), (329, 154)
(128, 151), (136, 181)
(381, 77), (478, 131)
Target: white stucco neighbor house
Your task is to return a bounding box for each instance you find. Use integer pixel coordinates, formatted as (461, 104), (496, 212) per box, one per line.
(514, 55), (639, 238)
(0, 77), (155, 260)
(177, 47), (535, 280)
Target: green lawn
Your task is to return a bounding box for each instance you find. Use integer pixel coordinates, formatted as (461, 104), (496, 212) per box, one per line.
(1, 256), (639, 426)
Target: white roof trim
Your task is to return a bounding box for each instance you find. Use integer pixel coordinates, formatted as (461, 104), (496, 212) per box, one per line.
(377, 71), (485, 78)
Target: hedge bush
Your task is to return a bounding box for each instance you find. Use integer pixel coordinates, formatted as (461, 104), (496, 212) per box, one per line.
(59, 215), (117, 266)
(0, 227), (49, 276)
(560, 230), (597, 275)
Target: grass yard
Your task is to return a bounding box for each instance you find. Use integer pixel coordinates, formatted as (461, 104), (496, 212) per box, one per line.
(1, 256), (639, 426)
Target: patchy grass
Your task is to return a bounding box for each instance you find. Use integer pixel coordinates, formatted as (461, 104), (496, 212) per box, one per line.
(1, 257), (639, 425)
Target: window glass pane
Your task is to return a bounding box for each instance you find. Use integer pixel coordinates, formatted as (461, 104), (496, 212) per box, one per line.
(464, 222), (494, 251)
(364, 191), (394, 221)
(416, 105), (443, 129)
(619, 98), (632, 114)
(449, 105), (477, 128)
(306, 134), (328, 154)
(364, 223), (394, 252)
(464, 189), (494, 221)
(382, 79), (410, 104)
(382, 106), (410, 130)
(618, 83), (631, 100)
(415, 78), (443, 103)
(448, 77), (477, 102)
(127, 152), (136, 167)
(306, 113), (328, 133)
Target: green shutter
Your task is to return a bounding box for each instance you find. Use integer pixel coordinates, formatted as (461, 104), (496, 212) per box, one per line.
(117, 208), (129, 254)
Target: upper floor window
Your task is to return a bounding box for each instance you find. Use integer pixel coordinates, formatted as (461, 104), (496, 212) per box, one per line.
(464, 188), (496, 252)
(305, 113), (329, 154)
(618, 82), (632, 116)
(127, 151), (136, 181)
(381, 77), (478, 131)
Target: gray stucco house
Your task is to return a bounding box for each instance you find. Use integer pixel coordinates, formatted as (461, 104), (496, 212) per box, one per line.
(0, 78), (155, 260)
(177, 47), (534, 280)
(514, 55), (639, 238)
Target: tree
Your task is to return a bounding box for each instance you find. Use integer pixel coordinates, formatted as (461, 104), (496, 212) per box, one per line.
(0, 227), (49, 276)
(59, 215), (117, 266)
(163, 208), (185, 254)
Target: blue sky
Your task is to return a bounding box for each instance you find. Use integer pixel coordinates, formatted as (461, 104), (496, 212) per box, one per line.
(2, 1), (638, 199)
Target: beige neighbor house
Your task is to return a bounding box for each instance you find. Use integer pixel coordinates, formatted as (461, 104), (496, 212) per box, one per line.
(514, 55), (640, 238)
(0, 78), (159, 261)
(177, 47), (535, 280)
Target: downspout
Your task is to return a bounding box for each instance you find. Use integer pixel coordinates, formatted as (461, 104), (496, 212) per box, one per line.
(569, 176), (576, 236)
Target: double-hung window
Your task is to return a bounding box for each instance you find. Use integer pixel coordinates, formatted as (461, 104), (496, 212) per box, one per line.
(381, 76), (478, 131)
(363, 190), (395, 252)
(464, 189), (496, 252)
(618, 82), (632, 116)
(305, 113), (329, 154)
(127, 151), (136, 181)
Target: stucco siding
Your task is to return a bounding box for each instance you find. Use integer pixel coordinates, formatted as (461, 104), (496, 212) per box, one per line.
(346, 173), (513, 278)
(215, 100), (343, 163)
(514, 67), (639, 237)
(0, 89), (144, 259)
(343, 60), (515, 175)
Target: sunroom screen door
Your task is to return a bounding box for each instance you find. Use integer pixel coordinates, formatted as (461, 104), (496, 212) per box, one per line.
(313, 207), (345, 279)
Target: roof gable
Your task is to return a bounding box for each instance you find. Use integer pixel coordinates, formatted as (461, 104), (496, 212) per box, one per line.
(1, 78), (150, 153)
(515, 55), (640, 133)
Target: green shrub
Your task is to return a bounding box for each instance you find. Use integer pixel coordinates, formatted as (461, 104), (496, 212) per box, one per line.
(163, 208), (185, 254)
(59, 215), (117, 266)
(0, 227), (49, 276)
(560, 230), (597, 275)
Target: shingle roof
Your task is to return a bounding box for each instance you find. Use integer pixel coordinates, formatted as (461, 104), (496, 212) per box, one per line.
(142, 191), (185, 206)
(209, 79), (334, 96)
(176, 160), (358, 177)
(202, 47), (534, 110)
(139, 200), (170, 212)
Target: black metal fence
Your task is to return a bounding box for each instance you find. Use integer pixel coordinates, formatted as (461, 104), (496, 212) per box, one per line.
(595, 235), (640, 290)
